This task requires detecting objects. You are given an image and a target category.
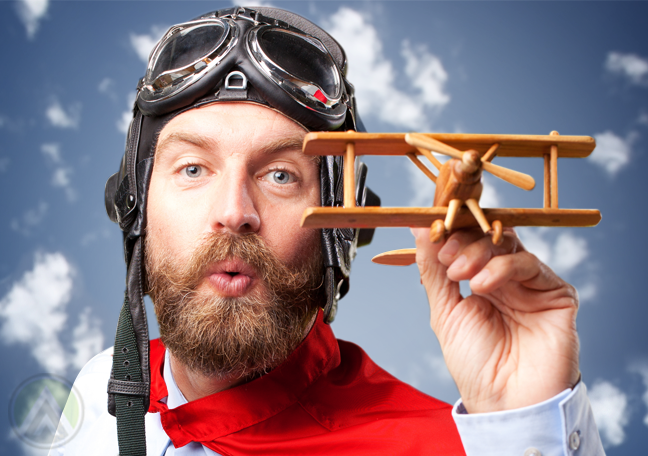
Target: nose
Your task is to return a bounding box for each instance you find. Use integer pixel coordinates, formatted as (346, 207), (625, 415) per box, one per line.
(209, 167), (261, 234)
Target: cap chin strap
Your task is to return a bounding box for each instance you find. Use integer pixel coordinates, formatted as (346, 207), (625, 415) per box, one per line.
(107, 238), (150, 456)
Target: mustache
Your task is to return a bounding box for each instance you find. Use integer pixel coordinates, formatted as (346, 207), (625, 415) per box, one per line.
(147, 230), (323, 304)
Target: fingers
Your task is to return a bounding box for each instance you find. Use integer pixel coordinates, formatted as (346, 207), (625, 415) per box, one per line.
(470, 251), (572, 296)
(438, 228), (519, 282)
(411, 226), (448, 286)
(411, 227), (462, 329)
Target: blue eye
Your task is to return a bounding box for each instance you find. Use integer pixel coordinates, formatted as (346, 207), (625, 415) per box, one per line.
(184, 165), (202, 178)
(272, 170), (291, 184)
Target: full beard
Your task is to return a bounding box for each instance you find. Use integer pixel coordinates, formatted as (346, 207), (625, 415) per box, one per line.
(145, 231), (324, 380)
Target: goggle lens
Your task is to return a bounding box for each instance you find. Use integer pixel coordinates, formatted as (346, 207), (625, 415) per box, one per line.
(150, 22), (229, 84)
(257, 29), (339, 99)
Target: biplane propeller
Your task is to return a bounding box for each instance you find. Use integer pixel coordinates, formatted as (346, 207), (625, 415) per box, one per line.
(404, 132), (536, 246)
(299, 130), (601, 267)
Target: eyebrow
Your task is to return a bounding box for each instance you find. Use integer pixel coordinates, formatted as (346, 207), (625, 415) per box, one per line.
(155, 132), (308, 159)
(155, 131), (218, 158)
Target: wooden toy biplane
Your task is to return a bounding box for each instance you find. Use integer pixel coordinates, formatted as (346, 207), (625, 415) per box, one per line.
(300, 131), (601, 266)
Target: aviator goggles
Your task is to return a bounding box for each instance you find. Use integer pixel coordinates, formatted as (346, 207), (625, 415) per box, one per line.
(136, 7), (352, 130)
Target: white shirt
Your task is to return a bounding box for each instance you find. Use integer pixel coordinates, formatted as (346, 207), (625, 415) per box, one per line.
(50, 347), (605, 456)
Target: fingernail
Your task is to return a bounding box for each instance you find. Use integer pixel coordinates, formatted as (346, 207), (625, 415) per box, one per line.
(447, 254), (466, 272)
(472, 269), (490, 286)
(439, 239), (460, 257)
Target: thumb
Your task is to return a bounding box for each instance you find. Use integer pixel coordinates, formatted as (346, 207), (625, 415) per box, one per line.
(411, 227), (462, 332)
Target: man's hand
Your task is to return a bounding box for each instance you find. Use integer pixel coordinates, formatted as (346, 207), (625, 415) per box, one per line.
(411, 227), (580, 414)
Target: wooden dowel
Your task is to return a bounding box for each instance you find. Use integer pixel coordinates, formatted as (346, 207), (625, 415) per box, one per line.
(372, 248), (417, 266)
(481, 143), (500, 162)
(445, 199), (462, 231)
(550, 130), (559, 208)
(416, 147), (443, 170)
(408, 132), (535, 190)
(301, 206), (603, 229)
(482, 161), (536, 191)
(406, 153), (436, 183)
(543, 153), (551, 208)
(406, 133), (464, 160)
(465, 198), (491, 233)
(491, 220), (503, 245)
(344, 142), (356, 208)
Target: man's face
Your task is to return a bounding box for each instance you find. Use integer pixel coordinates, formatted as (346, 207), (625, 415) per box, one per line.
(145, 102), (324, 378)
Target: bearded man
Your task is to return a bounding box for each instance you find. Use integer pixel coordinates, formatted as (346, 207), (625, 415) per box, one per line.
(53, 6), (605, 456)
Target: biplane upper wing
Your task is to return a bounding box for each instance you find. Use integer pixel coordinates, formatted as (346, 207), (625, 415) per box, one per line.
(300, 132), (601, 231)
(302, 132), (596, 158)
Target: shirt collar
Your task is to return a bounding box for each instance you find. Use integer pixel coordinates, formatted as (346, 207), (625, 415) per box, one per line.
(163, 349), (189, 410)
(148, 309), (340, 448)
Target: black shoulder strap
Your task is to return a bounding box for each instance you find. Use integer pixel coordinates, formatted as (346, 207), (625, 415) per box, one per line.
(108, 238), (150, 455)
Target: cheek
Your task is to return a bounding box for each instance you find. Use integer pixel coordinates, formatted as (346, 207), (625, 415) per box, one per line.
(259, 192), (320, 264)
(146, 174), (197, 261)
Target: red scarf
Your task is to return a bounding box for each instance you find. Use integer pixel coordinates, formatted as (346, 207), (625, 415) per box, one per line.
(148, 311), (465, 455)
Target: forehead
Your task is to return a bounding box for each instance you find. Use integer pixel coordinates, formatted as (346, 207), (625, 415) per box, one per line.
(155, 102), (308, 157)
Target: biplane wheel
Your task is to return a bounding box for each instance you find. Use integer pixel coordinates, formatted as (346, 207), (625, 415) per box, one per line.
(491, 220), (503, 245)
(430, 219), (445, 243)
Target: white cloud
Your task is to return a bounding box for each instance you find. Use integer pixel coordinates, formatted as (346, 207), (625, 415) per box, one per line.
(606, 52), (648, 86)
(406, 158), (437, 207)
(518, 229), (589, 274)
(518, 227), (552, 265)
(117, 92), (136, 135)
(576, 282), (597, 303)
(325, 7), (449, 131)
(45, 100), (81, 129)
(52, 168), (76, 202)
(424, 353), (453, 383)
(15, 0), (49, 39)
(629, 360), (648, 427)
(479, 176), (501, 208)
(590, 130), (634, 176)
(71, 308), (104, 370)
(0, 114), (23, 132)
(589, 380), (630, 448)
(0, 253), (104, 375)
(41, 142), (61, 163)
(98, 77), (118, 101)
(116, 110), (132, 135)
(517, 228), (596, 302)
(52, 167), (71, 188)
(231, 0), (275, 7)
(402, 40), (450, 108)
(80, 228), (111, 247)
(551, 231), (589, 275)
(0, 253), (72, 374)
(0, 157), (9, 172)
(403, 352), (454, 391)
(10, 201), (48, 236)
(40, 143), (76, 202)
(637, 112), (648, 127)
(130, 25), (167, 64)
(98, 77), (114, 94)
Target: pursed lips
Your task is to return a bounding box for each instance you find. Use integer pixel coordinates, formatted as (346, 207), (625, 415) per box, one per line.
(205, 259), (257, 297)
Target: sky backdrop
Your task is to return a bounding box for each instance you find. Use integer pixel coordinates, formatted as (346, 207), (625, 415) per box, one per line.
(1, 0), (648, 454)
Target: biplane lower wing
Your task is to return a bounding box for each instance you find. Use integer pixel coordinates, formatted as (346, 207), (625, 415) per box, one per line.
(301, 207), (602, 229)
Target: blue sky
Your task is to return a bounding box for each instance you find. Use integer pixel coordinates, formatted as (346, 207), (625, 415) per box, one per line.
(1, 1), (648, 454)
